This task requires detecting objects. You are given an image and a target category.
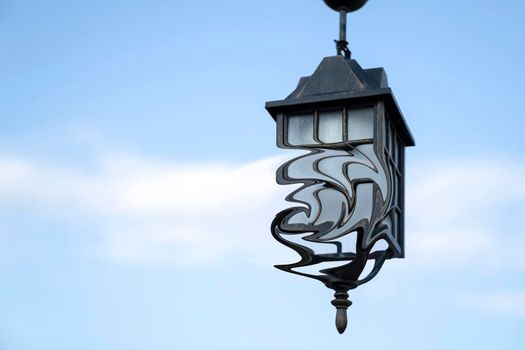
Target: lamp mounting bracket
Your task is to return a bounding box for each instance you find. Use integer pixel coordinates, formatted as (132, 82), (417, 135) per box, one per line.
(323, 1), (368, 58)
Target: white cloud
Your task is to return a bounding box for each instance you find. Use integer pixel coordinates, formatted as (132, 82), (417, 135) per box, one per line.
(406, 158), (525, 271)
(1, 153), (525, 271)
(2, 152), (525, 319)
(0, 154), (283, 216)
(0, 153), (293, 265)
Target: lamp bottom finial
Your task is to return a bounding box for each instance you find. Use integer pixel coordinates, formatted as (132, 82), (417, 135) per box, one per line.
(331, 291), (352, 334)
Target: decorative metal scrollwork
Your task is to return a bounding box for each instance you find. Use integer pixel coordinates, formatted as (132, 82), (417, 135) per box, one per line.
(271, 144), (400, 333)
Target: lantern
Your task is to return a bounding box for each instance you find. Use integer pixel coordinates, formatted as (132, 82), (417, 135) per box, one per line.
(265, 0), (415, 334)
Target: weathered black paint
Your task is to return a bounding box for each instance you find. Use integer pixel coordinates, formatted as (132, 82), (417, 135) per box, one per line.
(265, 0), (414, 334)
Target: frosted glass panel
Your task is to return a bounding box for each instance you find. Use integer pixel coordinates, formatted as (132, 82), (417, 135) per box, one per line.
(318, 110), (343, 143)
(313, 188), (346, 229)
(287, 114), (315, 146)
(347, 107), (374, 141)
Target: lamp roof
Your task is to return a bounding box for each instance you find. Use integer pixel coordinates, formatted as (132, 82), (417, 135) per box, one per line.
(265, 56), (415, 147)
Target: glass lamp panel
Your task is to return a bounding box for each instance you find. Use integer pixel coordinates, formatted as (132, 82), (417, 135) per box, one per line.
(390, 171), (398, 207)
(287, 113), (315, 146)
(318, 110), (343, 143)
(353, 144), (388, 196)
(347, 107), (374, 141)
(313, 188), (346, 229)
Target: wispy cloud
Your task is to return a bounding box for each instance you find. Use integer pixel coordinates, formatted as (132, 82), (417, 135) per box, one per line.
(406, 158), (525, 272)
(0, 153), (291, 265)
(1, 153), (524, 270)
(1, 152), (525, 318)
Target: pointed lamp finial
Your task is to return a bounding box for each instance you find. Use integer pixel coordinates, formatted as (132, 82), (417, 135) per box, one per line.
(331, 291), (353, 334)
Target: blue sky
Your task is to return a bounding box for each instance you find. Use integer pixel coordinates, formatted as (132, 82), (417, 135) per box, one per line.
(0, 1), (524, 349)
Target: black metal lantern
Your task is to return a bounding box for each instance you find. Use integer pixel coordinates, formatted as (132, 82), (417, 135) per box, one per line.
(265, 0), (415, 334)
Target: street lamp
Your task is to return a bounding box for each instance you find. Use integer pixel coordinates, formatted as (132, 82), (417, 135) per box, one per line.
(265, 0), (415, 334)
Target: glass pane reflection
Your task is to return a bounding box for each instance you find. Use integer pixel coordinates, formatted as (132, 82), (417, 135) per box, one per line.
(287, 113), (315, 146)
(348, 107), (374, 141)
(318, 110), (343, 143)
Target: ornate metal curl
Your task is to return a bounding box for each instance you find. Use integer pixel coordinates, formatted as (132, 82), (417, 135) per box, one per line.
(271, 144), (400, 333)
